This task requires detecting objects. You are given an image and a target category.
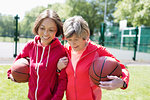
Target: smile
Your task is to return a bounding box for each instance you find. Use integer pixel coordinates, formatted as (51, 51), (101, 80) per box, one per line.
(42, 36), (50, 40)
(73, 46), (78, 49)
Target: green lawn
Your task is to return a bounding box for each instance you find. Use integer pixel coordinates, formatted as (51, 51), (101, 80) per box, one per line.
(0, 65), (28, 100)
(102, 65), (150, 100)
(0, 65), (150, 100)
(0, 37), (33, 43)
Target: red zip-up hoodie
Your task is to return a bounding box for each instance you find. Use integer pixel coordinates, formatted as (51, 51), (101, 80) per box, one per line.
(65, 40), (129, 100)
(8, 36), (67, 100)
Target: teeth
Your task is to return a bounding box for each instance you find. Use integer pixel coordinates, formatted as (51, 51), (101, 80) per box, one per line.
(43, 36), (50, 40)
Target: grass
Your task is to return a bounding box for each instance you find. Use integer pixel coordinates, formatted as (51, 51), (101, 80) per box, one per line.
(0, 65), (150, 100)
(0, 65), (28, 100)
(0, 37), (33, 43)
(102, 65), (150, 100)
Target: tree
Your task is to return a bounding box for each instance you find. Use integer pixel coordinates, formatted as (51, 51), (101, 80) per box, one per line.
(0, 14), (15, 36)
(133, 0), (150, 26)
(47, 3), (72, 20)
(19, 4), (70, 38)
(113, 0), (150, 26)
(66, 0), (104, 35)
(65, 0), (120, 35)
(19, 6), (46, 37)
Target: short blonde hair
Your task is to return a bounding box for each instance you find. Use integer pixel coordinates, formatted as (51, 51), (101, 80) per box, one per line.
(63, 16), (90, 39)
(32, 9), (63, 37)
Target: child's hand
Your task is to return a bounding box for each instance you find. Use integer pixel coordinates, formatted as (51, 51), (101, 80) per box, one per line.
(9, 74), (16, 82)
(57, 57), (68, 70)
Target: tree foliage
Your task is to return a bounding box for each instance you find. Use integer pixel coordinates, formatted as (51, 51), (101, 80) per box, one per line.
(65, 0), (119, 35)
(0, 14), (15, 36)
(113, 0), (150, 26)
(19, 6), (46, 37)
(47, 3), (72, 20)
(19, 4), (71, 37)
(0, 0), (120, 37)
(2, 0), (150, 38)
(65, 0), (103, 35)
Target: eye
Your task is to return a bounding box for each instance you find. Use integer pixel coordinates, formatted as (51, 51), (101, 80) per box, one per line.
(67, 39), (72, 42)
(40, 27), (45, 30)
(49, 29), (54, 32)
(75, 39), (78, 41)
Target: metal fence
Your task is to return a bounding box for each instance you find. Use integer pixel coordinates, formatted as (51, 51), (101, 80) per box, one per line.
(1, 24), (150, 54)
(91, 25), (150, 54)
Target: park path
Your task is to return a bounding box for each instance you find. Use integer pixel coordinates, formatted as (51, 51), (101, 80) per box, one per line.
(0, 42), (150, 66)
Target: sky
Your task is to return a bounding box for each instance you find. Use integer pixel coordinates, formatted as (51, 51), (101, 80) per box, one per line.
(0, 0), (65, 20)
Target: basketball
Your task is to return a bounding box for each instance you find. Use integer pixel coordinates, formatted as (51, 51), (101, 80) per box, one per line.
(11, 58), (30, 83)
(89, 56), (122, 86)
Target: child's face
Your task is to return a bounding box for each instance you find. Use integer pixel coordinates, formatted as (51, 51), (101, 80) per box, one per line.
(38, 18), (57, 46)
(66, 34), (88, 52)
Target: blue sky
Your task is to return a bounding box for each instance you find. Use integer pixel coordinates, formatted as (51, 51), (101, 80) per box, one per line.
(0, 0), (65, 20)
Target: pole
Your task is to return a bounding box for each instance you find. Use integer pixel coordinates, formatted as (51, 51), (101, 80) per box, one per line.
(13, 15), (20, 58)
(99, 23), (105, 46)
(133, 26), (138, 61)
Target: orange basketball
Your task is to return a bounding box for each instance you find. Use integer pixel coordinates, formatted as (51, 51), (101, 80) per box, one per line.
(11, 58), (30, 83)
(89, 56), (122, 86)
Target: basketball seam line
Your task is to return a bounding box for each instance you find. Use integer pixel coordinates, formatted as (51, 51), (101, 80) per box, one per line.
(89, 74), (100, 85)
(108, 63), (119, 76)
(91, 57), (107, 82)
(14, 70), (29, 75)
(22, 63), (29, 67)
(99, 57), (107, 81)
(90, 59), (120, 83)
(100, 63), (119, 78)
(92, 60), (99, 77)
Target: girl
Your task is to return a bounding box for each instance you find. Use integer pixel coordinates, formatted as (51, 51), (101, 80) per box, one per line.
(7, 9), (68, 100)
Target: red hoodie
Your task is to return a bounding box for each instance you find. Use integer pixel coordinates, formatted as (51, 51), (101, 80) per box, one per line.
(8, 36), (67, 100)
(65, 40), (129, 100)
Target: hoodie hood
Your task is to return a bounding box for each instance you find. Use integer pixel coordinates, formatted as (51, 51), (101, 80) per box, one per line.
(33, 35), (62, 70)
(34, 35), (62, 48)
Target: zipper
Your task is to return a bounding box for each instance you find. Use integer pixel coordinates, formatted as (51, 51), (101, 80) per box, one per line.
(74, 73), (77, 100)
(35, 47), (45, 100)
(73, 49), (96, 76)
(73, 48), (97, 100)
(79, 48), (97, 61)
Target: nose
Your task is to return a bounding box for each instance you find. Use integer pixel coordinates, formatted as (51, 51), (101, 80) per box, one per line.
(44, 30), (49, 35)
(70, 41), (76, 47)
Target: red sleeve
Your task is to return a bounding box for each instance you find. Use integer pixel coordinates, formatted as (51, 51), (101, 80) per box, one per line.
(7, 41), (31, 79)
(120, 63), (129, 89)
(14, 41), (31, 61)
(97, 46), (129, 89)
(7, 69), (11, 79)
(52, 45), (68, 100)
(51, 68), (67, 100)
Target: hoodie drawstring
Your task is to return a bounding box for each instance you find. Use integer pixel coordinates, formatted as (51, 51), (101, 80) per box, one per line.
(46, 45), (51, 68)
(35, 41), (51, 70)
(35, 41), (51, 100)
(36, 45), (38, 70)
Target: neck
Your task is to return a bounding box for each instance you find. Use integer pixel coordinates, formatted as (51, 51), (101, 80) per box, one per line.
(72, 42), (88, 54)
(40, 38), (56, 47)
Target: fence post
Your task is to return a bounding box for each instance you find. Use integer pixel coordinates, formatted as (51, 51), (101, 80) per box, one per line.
(13, 15), (20, 58)
(133, 26), (138, 61)
(99, 22), (105, 46)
